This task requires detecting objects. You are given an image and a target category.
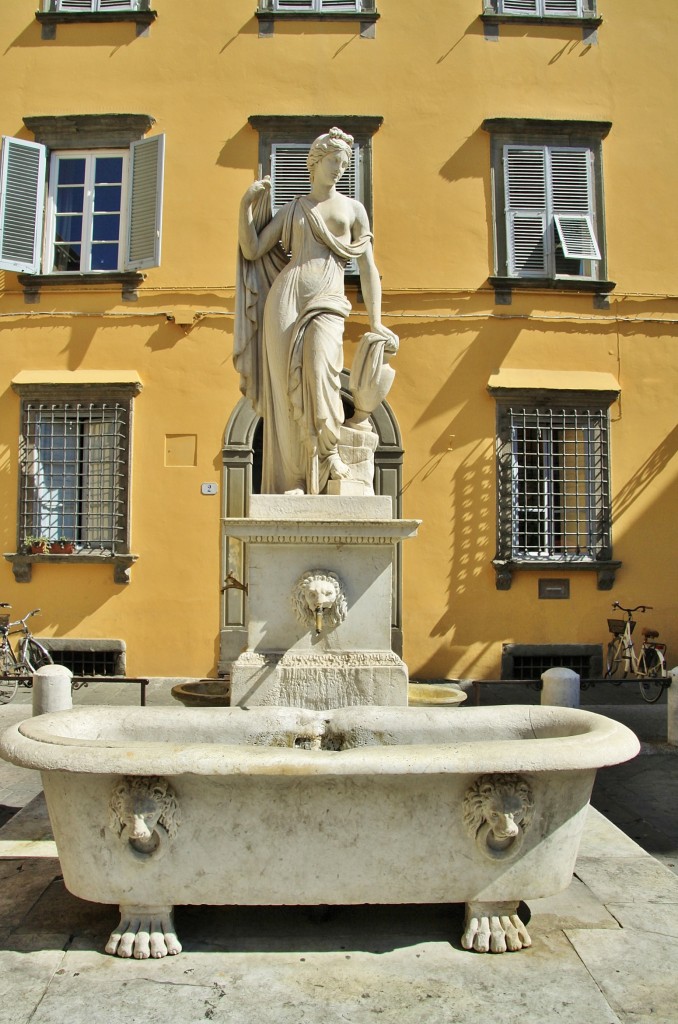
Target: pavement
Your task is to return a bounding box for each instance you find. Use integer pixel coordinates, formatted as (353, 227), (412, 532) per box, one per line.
(0, 680), (677, 1024)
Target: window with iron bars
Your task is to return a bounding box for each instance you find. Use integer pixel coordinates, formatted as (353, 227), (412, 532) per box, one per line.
(496, 401), (611, 563)
(19, 397), (130, 554)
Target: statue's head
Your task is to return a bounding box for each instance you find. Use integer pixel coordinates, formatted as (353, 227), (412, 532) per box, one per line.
(307, 127), (354, 183)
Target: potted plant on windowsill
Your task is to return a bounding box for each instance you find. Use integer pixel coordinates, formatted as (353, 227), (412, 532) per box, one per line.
(49, 537), (76, 555)
(24, 535), (52, 555)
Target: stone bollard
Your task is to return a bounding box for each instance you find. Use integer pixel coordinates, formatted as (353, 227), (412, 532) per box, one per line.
(32, 663), (73, 716)
(540, 667), (580, 708)
(667, 667), (678, 746)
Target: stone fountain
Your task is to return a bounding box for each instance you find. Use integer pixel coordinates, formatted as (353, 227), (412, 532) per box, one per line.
(0, 129), (640, 961)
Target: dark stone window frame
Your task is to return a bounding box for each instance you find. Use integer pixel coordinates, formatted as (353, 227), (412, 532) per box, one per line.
(5, 379), (141, 585)
(247, 114), (383, 286)
(256, 1), (379, 37)
(36, 3), (157, 40)
(17, 114), (155, 302)
(482, 118), (614, 302)
(490, 385), (621, 591)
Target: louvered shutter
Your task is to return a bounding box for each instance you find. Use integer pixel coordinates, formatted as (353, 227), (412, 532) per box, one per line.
(0, 137), (46, 275)
(549, 147), (600, 260)
(543, 0), (581, 14)
(273, 1), (315, 11)
(504, 145), (548, 277)
(499, 0), (539, 14)
(319, 1), (361, 10)
(55, 1), (138, 9)
(125, 133), (164, 271)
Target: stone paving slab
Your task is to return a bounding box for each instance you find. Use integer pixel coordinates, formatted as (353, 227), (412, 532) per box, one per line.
(566, 928), (678, 1024)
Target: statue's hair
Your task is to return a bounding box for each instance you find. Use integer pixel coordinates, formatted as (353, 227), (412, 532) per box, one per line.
(307, 127), (354, 181)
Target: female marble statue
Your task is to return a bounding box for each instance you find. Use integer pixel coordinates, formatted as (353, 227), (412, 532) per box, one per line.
(235, 128), (398, 495)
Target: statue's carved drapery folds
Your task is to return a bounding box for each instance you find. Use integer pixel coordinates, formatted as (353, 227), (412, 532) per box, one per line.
(235, 128), (397, 495)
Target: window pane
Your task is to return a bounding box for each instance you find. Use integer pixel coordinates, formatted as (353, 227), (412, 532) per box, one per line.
(90, 242), (119, 270)
(53, 243), (82, 272)
(93, 185), (122, 213)
(57, 159), (86, 186)
(55, 187), (84, 215)
(94, 156), (123, 184)
(55, 215), (83, 244)
(92, 214), (120, 242)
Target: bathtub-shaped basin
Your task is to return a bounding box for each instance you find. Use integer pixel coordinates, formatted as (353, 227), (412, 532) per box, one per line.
(1, 704), (638, 957)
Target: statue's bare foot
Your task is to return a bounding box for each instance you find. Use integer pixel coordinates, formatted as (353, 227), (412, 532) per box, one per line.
(328, 455), (351, 480)
(461, 901), (531, 953)
(105, 905), (182, 959)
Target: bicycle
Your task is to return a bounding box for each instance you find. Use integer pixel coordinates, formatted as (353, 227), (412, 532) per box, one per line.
(0, 604), (53, 705)
(604, 602), (669, 704)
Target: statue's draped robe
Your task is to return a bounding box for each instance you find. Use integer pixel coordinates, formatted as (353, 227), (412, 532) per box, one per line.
(235, 194), (372, 494)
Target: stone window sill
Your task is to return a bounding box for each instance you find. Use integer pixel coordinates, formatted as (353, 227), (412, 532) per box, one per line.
(489, 276), (615, 308)
(18, 271), (145, 303)
(493, 559), (621, 592)
(4, 552), (138, 585)
(36, 10), (156, 38)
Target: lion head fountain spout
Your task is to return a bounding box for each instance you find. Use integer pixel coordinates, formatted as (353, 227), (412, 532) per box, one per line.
(292, 570), (348, 637)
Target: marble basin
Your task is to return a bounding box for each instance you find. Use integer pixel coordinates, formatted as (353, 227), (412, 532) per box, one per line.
(0, 704), (638, 959)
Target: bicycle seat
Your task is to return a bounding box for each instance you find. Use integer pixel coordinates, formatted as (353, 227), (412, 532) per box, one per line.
(642, 628), (660, 639)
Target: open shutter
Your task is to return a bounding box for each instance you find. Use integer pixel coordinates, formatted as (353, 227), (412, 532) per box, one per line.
(549, 147), (600, 261)
(499, 0), (539, 14)
(504, 145), (548, 277)
(98, 0), (139, 9)
(55, 1), (139, 9)
(125, 133), (164, 271)
(0, 137), (46, 275)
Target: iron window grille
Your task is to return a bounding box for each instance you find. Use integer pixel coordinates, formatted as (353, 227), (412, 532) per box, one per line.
(496, 402), (611, 562)
(19, 398), (130, 554)
(501, 644), (603, 680)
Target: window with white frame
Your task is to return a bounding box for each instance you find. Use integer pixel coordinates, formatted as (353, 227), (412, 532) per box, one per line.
(494, 397), (612, 565)
(499, 0), (582, 15)
(483, 119), (610, 287)
(484, 0), (598, 17)
(43, 1), (144, 12)
(18, 393), (133, 555)
(265, 1), (363, 12)
(0, 117), (164, 277)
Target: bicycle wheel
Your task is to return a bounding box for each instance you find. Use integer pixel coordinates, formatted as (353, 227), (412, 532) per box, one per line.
(605, 636), (627, 679)
(0, 647), (18, 704)
(638, 647), (666, 704)
(22, 638), (53, 672)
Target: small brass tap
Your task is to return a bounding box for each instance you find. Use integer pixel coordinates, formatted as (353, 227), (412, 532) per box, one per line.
(222, 572), (248, 595)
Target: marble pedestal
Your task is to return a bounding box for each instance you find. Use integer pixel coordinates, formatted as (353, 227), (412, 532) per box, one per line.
(227, 495), (420, 709)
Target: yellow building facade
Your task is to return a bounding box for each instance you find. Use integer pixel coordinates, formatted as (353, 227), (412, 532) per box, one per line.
(0, 0), (676, 683)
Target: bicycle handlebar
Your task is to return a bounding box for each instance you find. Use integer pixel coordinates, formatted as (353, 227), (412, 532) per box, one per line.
(611, 602), (653, 614)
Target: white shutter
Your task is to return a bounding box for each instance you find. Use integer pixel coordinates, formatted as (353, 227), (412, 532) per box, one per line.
(319, 1), (361, 10)
(504, 145), (547, 277)
(543, 0), (581, 14)
(554, 215), (600, 260)
(273, 1), (315, 10)
(54, 1), (96, 10)
(125, 133), (164, 271)
(98, 0), (139, 9)
(549, 147), (600, 261)
(499, 0), (539, 14)
(0, 137), (46, 274)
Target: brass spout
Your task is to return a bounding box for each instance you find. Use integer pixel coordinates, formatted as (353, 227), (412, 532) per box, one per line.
(314, 606), (323, 635)
(222, 572), (248, 595)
